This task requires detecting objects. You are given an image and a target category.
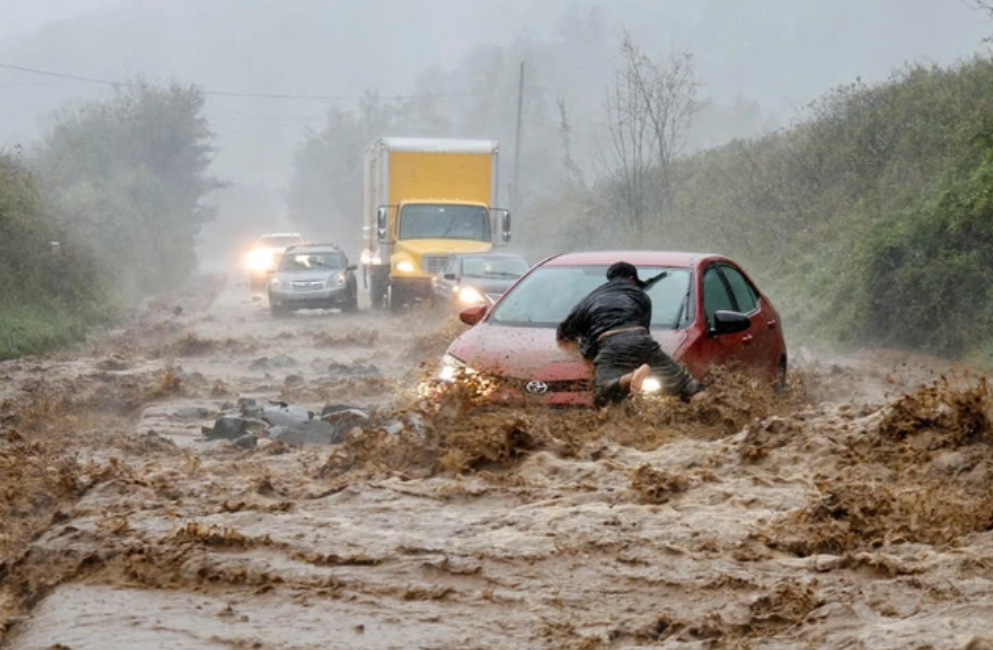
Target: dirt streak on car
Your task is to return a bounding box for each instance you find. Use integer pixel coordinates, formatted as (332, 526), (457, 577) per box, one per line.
(438, 250), (787, 406)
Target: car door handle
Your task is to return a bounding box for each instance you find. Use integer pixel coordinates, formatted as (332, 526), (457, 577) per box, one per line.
(767, 319), (777, 329)
(742, 334), (754, 345)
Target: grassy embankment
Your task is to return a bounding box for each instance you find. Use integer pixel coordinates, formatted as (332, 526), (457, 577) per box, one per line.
(539, 57), (993, 362)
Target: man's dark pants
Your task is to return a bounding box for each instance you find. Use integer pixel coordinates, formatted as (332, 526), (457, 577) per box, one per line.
(591, 331), (699, 407)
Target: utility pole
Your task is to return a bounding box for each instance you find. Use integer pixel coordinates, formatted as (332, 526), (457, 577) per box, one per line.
(512, 61), (525, 212)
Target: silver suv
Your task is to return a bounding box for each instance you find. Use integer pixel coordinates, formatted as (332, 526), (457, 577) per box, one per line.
(267, 245), (358, 315)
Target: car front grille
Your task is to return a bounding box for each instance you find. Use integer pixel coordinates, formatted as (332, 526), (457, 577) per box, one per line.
(291, 281), (324, 291)
(422, 255), (452, 275)
(501, 377), (591, 395)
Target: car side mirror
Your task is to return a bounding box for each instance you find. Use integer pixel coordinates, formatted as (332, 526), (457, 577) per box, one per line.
(459, 304), (487, 326)
(501, 211), (512, 243)
(376, 206), (388, 242)
(443, 272), (457, 281)
(710, 310), (751, 336)
(346, 264), (357, 272)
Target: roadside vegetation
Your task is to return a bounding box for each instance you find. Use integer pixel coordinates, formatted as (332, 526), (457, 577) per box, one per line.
(0, 80), (221, 360)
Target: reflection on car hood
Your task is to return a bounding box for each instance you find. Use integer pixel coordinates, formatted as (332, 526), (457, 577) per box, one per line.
(447, 323), (688, 382)
(273, 270), (340, 282)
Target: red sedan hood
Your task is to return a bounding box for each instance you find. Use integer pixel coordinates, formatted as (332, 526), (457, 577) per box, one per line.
(447, 324), (688, 381)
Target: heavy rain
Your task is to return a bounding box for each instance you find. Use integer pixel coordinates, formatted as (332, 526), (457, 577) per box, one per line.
(3, 1), (993, 648)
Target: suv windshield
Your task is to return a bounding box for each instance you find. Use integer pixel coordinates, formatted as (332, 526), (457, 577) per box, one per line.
(460, 255), (529, 278)
(399, 205), (491, 241)
(278, 252), (345, 272)
(489, 265), (692, 328)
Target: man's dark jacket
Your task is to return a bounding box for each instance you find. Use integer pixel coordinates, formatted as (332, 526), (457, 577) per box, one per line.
(556, 278), (651, 359)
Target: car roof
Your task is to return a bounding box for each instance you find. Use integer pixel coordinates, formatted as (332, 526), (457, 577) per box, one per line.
(541, 250), (722, 269)
(284, 244), (344, 253)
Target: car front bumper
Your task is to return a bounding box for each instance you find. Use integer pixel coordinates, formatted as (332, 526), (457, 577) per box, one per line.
(269, 285), (350, 307)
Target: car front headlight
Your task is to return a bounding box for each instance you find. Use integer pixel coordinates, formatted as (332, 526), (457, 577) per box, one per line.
(335, 272), (346, 286)
(269, 277), (282, 289)
(248, 249), (273, 272)
(395, 260), (416, 274)
(457, 285), (485, 305)
(641, 376), (662, 394)
(438, 353), (466, 382)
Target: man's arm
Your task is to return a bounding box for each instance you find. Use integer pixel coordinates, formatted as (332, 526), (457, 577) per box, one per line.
(557, 296), (590, 342)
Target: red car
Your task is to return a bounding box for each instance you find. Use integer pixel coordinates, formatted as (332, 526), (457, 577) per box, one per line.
(438, 250), (787, 406)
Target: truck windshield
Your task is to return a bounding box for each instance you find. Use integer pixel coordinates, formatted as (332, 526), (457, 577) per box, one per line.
(398, 204), (491, 242)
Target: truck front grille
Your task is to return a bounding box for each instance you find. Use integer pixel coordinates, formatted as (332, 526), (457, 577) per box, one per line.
(422, 255), (452, 275)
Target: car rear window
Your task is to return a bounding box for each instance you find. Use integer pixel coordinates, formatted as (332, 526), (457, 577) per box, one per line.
(489, 265), (691, 328)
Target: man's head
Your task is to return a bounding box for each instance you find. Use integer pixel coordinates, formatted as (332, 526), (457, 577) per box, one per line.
(606, 261), (646, 288)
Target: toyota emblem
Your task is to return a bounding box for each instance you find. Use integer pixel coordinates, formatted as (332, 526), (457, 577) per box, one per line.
(525, 380), (548, 395)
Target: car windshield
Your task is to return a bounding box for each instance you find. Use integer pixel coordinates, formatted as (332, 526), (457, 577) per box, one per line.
(261, 235), (304, 248)
(399, 204), (491, 241)
(460, 255), (529, 279)
(278, 252), (345, 272)
(489, 264), (692, 329)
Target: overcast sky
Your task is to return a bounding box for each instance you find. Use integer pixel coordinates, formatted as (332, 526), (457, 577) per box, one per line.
(2, 0), (991, 187)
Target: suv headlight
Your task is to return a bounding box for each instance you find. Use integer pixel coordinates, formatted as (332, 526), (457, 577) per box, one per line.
(270, 277), (282, 289)
(335, 272), (346, 286)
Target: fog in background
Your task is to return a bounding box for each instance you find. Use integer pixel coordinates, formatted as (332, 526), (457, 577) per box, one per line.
(2, 0), (990, 265)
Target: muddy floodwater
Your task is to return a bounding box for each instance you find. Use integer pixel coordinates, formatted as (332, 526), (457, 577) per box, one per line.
(2, 275), (993, 649)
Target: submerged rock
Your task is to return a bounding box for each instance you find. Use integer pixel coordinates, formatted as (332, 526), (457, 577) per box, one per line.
(174, 406), (211, 419)
(262, 403), (313, 426)
(267, 419), (342, 447)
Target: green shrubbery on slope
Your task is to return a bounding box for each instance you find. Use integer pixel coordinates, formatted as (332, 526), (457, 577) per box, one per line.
(640, 58), (993, 359)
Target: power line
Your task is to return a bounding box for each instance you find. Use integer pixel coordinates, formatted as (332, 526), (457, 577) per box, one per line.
(0, 61), (470, 102)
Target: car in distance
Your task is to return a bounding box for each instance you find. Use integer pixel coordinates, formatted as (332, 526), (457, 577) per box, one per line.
(267, 244), (359, 316)
(431, 252), (530, 310)
(246, 232), (307, 292)
(438, 250), (787, 406)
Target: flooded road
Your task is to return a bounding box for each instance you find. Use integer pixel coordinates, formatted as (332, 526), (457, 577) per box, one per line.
(2, 274), (992, 649)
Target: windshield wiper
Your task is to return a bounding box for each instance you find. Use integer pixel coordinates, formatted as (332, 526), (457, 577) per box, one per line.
(670, 286), (690, 330)
(482, 271), (521, 278)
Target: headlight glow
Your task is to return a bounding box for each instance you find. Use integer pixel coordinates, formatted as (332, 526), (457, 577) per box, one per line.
(457, 285), (485, 305)
(270, 278), (282, 289)
(247, 249), (274, 272)
(360, 250), (381, 265)
(336, 273), (346, 286)
(641, 376), (662, 394)
(395, 260), (415, 274)
(439, 353), (466, 382)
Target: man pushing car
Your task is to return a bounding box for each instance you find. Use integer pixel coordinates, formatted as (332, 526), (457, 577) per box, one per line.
(556, 261), (708, 408)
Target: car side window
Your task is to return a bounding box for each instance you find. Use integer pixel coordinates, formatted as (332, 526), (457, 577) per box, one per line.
(703, 266), (735, 328)
(720, 265), (759, 314)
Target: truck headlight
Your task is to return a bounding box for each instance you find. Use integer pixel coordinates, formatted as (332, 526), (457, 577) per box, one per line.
(395, 260), (415, 274)
(457, 285), (485, 305)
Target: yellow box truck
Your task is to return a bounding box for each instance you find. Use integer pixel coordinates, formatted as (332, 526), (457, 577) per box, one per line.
(360, 137), (511, 311)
